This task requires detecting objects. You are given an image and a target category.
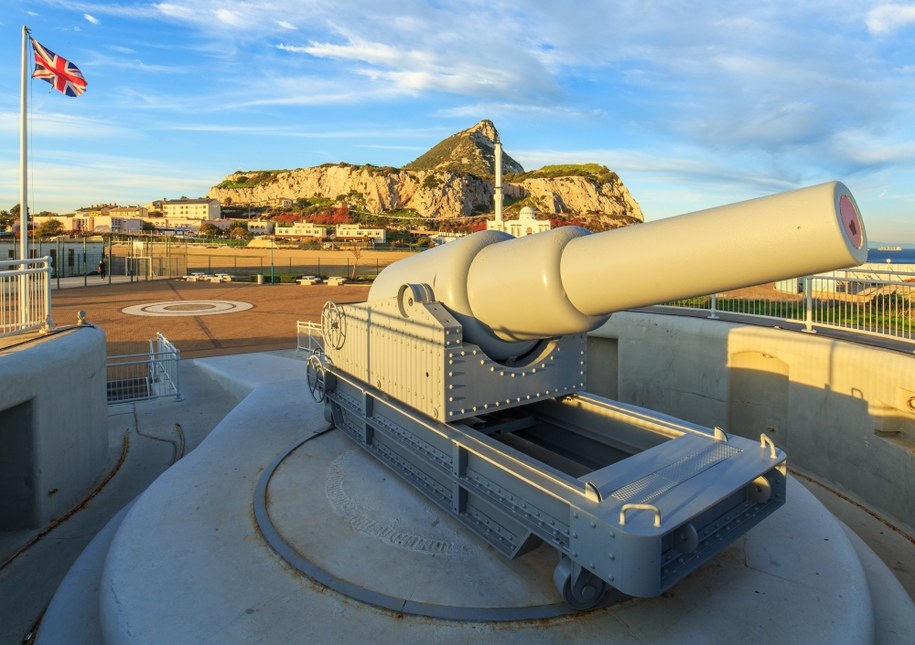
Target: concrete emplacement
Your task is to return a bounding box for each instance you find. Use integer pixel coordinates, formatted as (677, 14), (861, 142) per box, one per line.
(28, 314), (915, 644)
(0, 327), (107, 532)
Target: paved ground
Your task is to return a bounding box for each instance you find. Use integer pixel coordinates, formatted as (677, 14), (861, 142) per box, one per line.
(50, 278), (371, 357)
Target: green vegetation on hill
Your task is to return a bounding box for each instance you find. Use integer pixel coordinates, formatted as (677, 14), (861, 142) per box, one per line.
(404, 134), (489, 176)
(506, 164), (620, 185)
(404, 129), (522, 178)
(216, 170), (286, 189)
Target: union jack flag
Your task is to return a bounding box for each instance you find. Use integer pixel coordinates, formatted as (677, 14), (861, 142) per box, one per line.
(30, 37), (87, 97)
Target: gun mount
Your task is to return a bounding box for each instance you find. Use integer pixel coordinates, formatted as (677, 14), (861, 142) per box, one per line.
(308, 182), (866, 608)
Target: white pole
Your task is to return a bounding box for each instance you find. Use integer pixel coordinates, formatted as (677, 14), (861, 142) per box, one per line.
(18, 26), (29, 328)
(19, 25), (29, 261)
(494, 133), (503, 224)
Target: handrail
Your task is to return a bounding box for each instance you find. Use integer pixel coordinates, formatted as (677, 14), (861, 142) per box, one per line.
(664, 266), (915, 346)
(0, 256), (53, 338)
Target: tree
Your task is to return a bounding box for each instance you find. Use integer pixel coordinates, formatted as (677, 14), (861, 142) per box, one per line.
(198, 221), (221, 237)
(35, 219), (64, 238)
(227, 221), (249, 240)
(141, 221), (156, 232)
(349, 244), (363, 279)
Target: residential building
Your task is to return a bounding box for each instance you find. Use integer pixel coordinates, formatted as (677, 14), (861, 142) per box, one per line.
(110, 205), (149, 219)
(247, 220), (275, 236)
(335, 224), (386, 244)
(31, 215), (85, 234)
(75, 215), (144, 234)
(274, 222), (327, 238)
(162, 198), (221, 221)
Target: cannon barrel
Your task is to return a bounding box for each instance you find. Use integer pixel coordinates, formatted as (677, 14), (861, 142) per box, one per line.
(369, 181), (867, 360)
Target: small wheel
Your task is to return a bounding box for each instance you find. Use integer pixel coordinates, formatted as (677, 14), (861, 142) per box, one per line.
(306, 354), (327, 402)
(322, 302), (346, 350)
(553, 557), (607, 610)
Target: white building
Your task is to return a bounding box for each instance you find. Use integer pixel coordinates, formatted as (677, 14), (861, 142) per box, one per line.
(162, 198), (221, 221)
(274, 221), (327, 239)
(247, 220), (275, 235)
(110, 205), (149, 219)
(144, 217), (227, 235)
(80, 215), (145, 234)
(1, 239), (104, 277)
(30, 215), (86, 234)
(429, 231), (467, 245)
(487, 206), (551, 237)
(335, 224), (386, 243)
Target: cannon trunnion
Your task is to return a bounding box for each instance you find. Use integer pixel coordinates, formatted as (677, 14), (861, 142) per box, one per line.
(307, 182), (866, 608)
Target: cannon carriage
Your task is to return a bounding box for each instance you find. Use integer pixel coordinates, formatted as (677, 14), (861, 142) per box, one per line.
(307, 181), (867, 608)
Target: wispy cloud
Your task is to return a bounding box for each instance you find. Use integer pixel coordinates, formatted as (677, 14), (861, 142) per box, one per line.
(866, 3), (915, 35)
(83, 13), (99, 24)
(0, 111), (132, 139)
(1, 150), (214, 208)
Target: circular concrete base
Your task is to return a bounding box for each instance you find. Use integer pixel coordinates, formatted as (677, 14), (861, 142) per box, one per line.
(256, 431), (575, 621)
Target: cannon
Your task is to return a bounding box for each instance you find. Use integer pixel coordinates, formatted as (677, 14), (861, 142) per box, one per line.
(307, 181), (866, 608)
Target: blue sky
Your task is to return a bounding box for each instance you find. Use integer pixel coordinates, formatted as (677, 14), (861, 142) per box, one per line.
(2, 1), (914, 243)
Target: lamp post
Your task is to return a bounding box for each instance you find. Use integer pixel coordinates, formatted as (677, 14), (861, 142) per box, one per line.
(270, 235), (275, 285)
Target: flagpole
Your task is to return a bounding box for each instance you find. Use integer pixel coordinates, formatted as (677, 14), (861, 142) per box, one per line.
(18, 26), (29, 329)
(20, 25), (28, 261)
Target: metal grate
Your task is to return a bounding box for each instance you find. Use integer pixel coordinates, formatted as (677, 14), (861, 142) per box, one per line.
(611, 442), (741, 504)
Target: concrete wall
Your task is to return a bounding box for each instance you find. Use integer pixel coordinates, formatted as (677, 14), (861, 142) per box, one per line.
(588, 312), (915, 536)
(0, 326), (108, 530)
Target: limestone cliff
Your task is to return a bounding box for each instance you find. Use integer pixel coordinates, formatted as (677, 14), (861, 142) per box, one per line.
(207, 120), (643, 225)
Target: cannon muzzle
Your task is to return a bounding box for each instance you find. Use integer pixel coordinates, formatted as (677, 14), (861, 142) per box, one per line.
(370, 181), (866, 360)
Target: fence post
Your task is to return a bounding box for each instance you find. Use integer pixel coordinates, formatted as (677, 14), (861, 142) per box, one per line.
(803, 277), (815, 333)
(708, 293), (719, 320)
(43, 257), (53, 330)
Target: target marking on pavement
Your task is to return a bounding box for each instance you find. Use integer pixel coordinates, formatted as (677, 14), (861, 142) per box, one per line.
(121, 300), (254, 317)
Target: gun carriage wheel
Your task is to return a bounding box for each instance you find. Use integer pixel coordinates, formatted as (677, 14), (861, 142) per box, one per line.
(306, 353), (327, 402)
(553, 557), (608, 610)
(322, 301), (346, 350)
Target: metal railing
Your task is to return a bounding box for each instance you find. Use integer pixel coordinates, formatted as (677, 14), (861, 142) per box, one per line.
(0, 256), (53, 338)
(296, 320), (324, 354)
(664, 268), (915, 344)
(107, 332), (182, 404)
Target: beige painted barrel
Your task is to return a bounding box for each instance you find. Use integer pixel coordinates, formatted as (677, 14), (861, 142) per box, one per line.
(370, 182), (866, 358)
(560, 181), (866, 317)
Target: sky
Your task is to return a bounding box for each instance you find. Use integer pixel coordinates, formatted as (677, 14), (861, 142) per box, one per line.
(1, 1), (915, 243)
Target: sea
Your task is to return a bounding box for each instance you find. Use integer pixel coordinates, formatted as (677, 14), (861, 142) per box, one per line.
(866, 247), (915, 265)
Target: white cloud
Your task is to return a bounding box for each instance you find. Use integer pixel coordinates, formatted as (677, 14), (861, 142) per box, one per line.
(215, 8), (245, 26)
(866, 3), (915, 35)
(152, 3), (196, 20)
(83, 13), (99, 24)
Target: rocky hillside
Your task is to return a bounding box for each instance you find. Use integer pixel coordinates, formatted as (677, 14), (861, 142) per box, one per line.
(403, 119), (523, 176)
(207, 120), (643, 226)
